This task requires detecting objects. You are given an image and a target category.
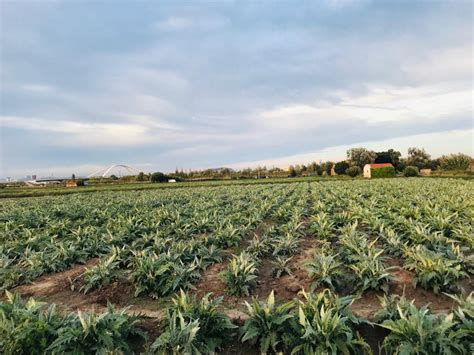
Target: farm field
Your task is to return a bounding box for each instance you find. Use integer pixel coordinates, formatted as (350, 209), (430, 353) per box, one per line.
(1, 178), (473, 354)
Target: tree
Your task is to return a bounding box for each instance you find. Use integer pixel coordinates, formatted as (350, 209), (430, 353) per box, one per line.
(71, 173), (76, 180)
(439, 153), (472, 171)
(406, 147), (431, 169)
(323, 162), (333, 176)
(334, 161), (350, 175)
(403, 166), (419, 177)
(375, 149), (402, 170)
(346, 148), (376, 169)
(346, 166), (360, 177)
(288, 166), (297, 177)
(150, 172), (168, 183)
(136, 172), (146, 181)
(110, 174), (119, 180)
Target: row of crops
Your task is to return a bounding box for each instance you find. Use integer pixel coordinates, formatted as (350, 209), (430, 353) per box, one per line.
(1, 178), (473, 353)
(2, 288), (473, 354)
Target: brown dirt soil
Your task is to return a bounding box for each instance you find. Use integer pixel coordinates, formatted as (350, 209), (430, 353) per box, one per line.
(9, 258), (100, 298)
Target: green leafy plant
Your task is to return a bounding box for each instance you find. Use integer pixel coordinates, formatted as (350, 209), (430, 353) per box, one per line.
(151, 310), (201, 354)
(0, 291), (62, 354)
(271, 255), (293, 278)
(221, 252), (258, 297)
(48, 302), (145, 354)
(404, 246), (467, 293)
(291, 290), (370, 354)
(380, 303), (465, 354)
(169, 290), (236, 352)
(80, 254), (120, 294)
(241, 290), (295, 354)
(350, 248), (396, 293)
(304, 252), (343, 291)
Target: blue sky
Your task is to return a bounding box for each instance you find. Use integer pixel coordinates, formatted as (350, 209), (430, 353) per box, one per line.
(1, 0), (472, 177)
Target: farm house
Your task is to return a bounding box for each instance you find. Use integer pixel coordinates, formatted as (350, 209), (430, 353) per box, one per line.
(363, 163), (394, 178)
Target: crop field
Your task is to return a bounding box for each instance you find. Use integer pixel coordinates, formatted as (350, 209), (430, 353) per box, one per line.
(1, 178), (473, 354)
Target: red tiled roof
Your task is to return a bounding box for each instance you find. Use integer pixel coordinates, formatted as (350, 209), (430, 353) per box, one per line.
(369, 163), (393, 168)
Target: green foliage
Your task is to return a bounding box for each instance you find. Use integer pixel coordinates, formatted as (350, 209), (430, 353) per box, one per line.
(241, 291), (296, 353)
(445, 292), (474, 351)
(271, 255), (293, 278)
(349, 248), (395, 293)
(373, 293), (414, 322)
(49, 302), (145, 354)
(309, 212), (334, 239)
(150, 172), (170, 183)
(151, 310), (201, 354)
(221, 252), (258, 297)
(404, 165), (420, 177)
(404, 246), (467, 293)
(346, 166), (360, 177)
(346, 147), (377, 169)
(168, 290), (236, 352)
(0, 291), (62, 354)
(380, 303), (465, 354)
(371, 166), (396, 178)
(80, 254), (120, 294)
(0, 292), (145, 355)
(304, 252), (343, 291)
(439, 153), (472, 171)
(131, 252), (201, 297)
(334, 161), (350, 175)
(291, 290), (369, 354)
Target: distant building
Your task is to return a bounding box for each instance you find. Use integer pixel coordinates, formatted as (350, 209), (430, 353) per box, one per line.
(65, 179), (78, 187)
(420, 169), (432, 176)
(168, 179), (177, 183)
(363, 163), (394, 178)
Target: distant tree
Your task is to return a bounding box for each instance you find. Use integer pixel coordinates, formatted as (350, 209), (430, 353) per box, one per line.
(346, 166), (360, 177)
(136, 172), (146, 181)
(316, 165), (323, 176)
(110, 174), (119, 180)
(288, 165), (297, 177)
(403, 166), (419, 177)
(150, 172), (168, 183)
(346, 148), (377, 169)
(334, 161), (350, 175)
(71, 173), (76, 180)
(439, 153), (472, 171)
(406, 147), (431, 169)
(375, 149), (402, 170)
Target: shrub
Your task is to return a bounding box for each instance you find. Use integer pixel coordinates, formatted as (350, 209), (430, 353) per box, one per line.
(334, 161), (350, 175)
(241, 291), (295, 353)
(221, 252), (257, 297)
(169, 290), (236, 352)
(150, 172), (170, 183)
(403, 166), (419, 177)
(346, 166), (360, 177)
(371, 166), (396, 178)
(439, 153), (472, 171)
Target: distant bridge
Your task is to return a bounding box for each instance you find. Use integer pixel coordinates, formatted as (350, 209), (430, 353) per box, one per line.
(87, 164), (140, 178)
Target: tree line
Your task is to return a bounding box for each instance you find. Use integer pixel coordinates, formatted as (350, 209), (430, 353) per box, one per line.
(114, 148), (472, 183)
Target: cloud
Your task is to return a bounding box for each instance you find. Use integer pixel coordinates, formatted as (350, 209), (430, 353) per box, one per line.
(0, 1), (472, 177)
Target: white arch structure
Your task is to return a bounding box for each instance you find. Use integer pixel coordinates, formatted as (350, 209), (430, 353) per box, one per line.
(87, 164), (140, 178)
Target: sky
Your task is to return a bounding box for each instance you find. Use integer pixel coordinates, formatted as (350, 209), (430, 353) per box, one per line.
(0, 0), (473, 178)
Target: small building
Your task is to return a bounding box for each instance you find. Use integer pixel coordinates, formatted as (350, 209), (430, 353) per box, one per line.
(363, 163), (394, 178)
(420, 169), (432, 176)
(168, 179), (177, 183)
(65, 179), (78, 187)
